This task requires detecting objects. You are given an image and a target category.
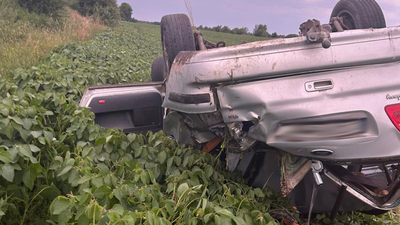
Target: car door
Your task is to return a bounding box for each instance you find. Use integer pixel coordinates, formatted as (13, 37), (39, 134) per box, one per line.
(79, 82), (164, 133)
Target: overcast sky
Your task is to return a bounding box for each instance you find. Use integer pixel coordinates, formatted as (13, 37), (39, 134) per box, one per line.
(117, 0), (400, 35)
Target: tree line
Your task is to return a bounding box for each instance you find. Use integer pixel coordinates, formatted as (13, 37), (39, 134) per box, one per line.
(16, 0), (134, 27)
(17, 0), (297, 38)
(198, 24), (298, 38)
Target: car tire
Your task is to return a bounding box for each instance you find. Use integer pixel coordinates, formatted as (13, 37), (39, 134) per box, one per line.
(330, 0), (386, 30)
(161, 14), (196, 72)
(151, 57), (165, 82)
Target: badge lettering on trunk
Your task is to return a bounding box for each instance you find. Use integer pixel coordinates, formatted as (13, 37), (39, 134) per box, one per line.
(386, 94), (400, 101)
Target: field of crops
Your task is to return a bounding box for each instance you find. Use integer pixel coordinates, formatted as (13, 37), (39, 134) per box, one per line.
(0, 21), (399, 225)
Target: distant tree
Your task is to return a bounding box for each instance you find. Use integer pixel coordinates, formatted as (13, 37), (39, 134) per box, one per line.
(18, 0), (66, 20)
(220, 26), (231, 33)
(197, 25), (204, 30)
(211, 25), (222, 32)
(285, 34), (299, 38)
(119, 2), (132, 21)
(253, 24), (269, 37)
(271, 32), (278, 38)
(78, 0), (120, 26)
(232, 27), (248, 35)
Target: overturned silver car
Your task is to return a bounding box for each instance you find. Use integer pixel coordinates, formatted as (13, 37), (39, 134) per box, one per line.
(80, 0), (400, 218)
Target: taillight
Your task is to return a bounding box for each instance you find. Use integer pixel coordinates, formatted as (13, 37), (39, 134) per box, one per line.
(385, 104), (400, 131)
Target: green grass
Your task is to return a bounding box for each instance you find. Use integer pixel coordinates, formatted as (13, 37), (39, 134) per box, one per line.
(200, 30), (270, 46)
(0, 0), (104, 77)
(134, 22), (270, 47)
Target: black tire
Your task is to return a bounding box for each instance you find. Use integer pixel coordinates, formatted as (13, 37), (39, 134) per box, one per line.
(161, 14), (196, 72)
(151, 57), (165, 82)
(330, 0), (386, 30)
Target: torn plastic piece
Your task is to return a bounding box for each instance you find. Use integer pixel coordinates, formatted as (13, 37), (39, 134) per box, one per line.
(280, 153), (311, 197)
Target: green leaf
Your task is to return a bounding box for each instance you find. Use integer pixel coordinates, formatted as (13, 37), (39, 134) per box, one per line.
(89, 132), (98, 141)
(110, 204), (124, 215)
(120, 141), (128, 150)
(217, 208), (235, 219)
(254, 188), (265, 198)
(58, 207), (72, 225)
(2, 164), (14, 182)
(205, 165), (214, 178)
(134, 146), (142, 158)
(94, 137), (106, 146)
(106, 135), (113, 143)
(44, 131), (54, 140)
(104, 143), (113, 153)
(9, 116), (23, 126)
(0, 108), (9, 117)
(91, 177), (103, 187)
(27, 107), (36, 117)
(22, 169), (35, 190)
(29, 145), (40, 153)
(78, 175), (92, 184)
(93, 185), (111, 199)
(19, 145), (37, 163)
(174, 156), (181, 166)
(177, 183), (189, 198)
(30, 163), (43, 175)
(22, 118), (32, 130)
(20, 130), (30, 142)
(85, 202), (102, 221)
(157, 151), (167, 164)
(140, 171), (150, 184)
(0, 151), (12, 163)
(214, 215), (221, 225)
(204, 213), (213, 223)
(4, 126), (14, 139)
(57, 165), (73, 177)
(38, 137), (46, 145)
(50, 197), (71, 215)
(127, 133), (136, 143)
(167, 157), (173, 170)
(31, 131), (43, 138)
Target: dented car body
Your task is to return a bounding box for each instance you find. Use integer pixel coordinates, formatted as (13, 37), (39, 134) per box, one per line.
(80, 24), (400, 214)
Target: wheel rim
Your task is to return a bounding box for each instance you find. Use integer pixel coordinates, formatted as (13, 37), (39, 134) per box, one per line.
(338, 10), (357, 29)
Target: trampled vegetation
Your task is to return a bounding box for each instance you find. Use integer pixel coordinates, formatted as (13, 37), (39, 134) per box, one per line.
(1, 12), (400, 225)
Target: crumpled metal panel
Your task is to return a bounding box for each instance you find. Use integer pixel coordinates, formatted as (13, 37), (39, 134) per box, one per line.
(217, 62), (400, 161)
(163, 27), (400, 114)
(164, 111), (217, 145)
(163, 111), (194, 146)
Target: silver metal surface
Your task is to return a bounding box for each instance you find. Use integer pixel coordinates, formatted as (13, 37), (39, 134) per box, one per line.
(79, 82), (164, 108)
(163, 26), (400, 113)
(312, 161), (324, 186)
(217, 62), (400, 161)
